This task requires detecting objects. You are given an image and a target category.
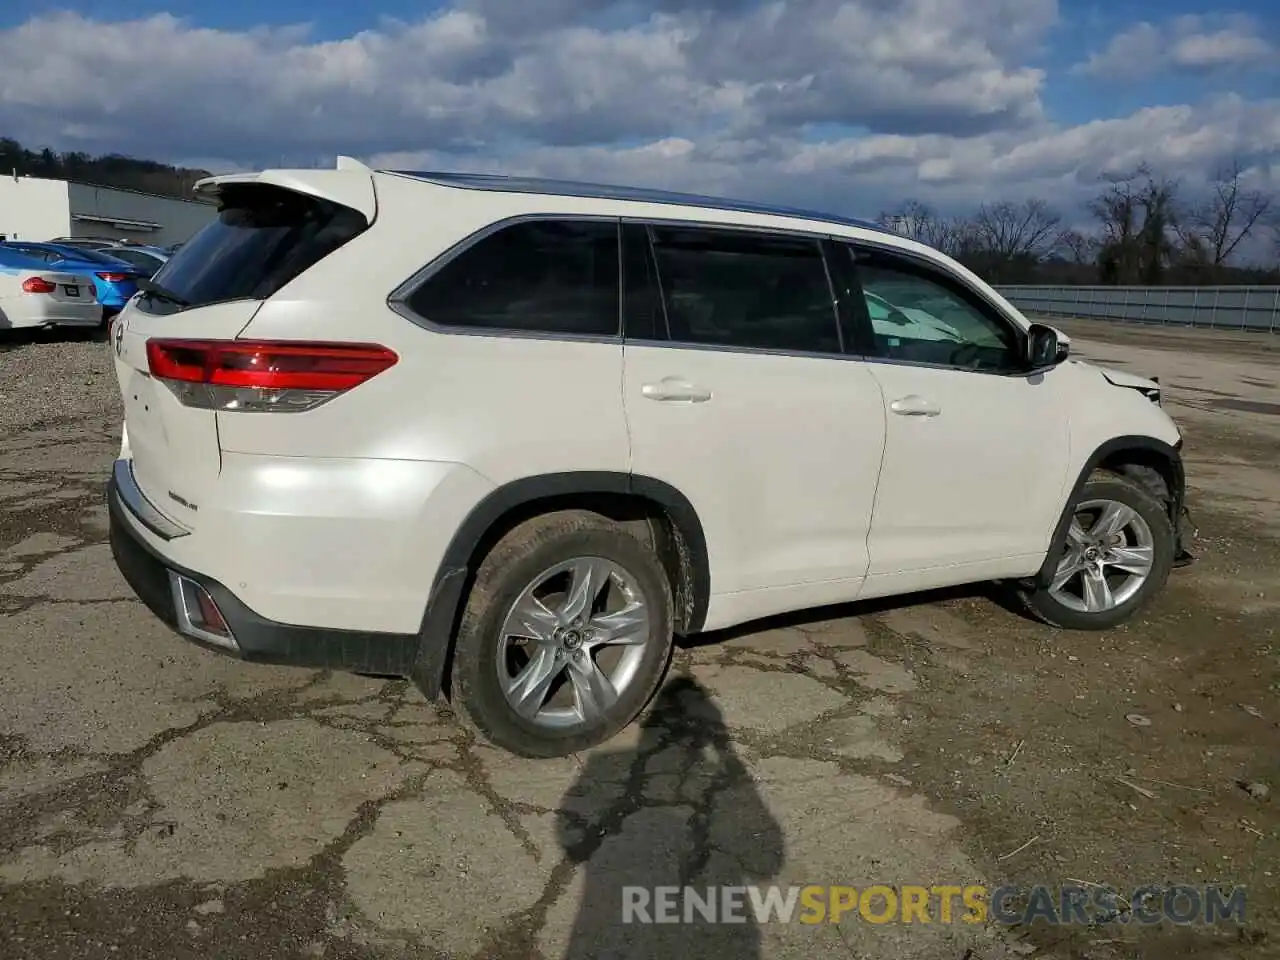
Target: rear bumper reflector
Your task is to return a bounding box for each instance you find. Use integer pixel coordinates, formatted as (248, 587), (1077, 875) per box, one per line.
(169, 572), (238, 651)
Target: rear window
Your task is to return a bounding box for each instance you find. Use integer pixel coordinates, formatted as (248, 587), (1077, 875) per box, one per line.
(104, 248), (161, 270)
(54, 246), (131, 265)
(140, 183), (367, 313)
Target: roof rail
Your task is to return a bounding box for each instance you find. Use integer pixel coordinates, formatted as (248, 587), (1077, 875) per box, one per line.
(387, 170), (887, 234)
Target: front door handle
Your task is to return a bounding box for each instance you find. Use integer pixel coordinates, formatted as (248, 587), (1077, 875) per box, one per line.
(889, 394), (941, 417)
(642, 378), (712, 403)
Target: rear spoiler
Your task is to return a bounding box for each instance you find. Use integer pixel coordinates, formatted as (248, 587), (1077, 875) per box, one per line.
(193, 156), (377, 223)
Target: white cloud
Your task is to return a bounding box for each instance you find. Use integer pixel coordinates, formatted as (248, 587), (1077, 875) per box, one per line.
(1072, 13), (1274, 80)
(0, 2), (1277, 224)
(0, 2), (1053, 156)
(367, 94), (1280, 213)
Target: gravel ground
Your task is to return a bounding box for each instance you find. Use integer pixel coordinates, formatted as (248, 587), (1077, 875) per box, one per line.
(0, 330), (119, 434)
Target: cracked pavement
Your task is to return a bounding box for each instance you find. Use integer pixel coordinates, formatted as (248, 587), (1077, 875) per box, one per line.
(1, 325), (1278, 959)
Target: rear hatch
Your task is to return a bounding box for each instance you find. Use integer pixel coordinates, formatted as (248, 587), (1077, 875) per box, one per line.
(113, 169), (375, 532)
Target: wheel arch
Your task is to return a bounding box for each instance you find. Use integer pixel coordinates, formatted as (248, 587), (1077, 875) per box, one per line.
(410, 471), (710, 699)
(1031, 434), (1186, 589)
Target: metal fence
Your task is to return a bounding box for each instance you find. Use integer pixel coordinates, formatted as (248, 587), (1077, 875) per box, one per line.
(995, 285), (1280, 333)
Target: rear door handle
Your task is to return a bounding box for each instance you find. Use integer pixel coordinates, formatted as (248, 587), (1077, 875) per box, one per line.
(642, 378), (712, 403)
(889, 394), (941, 417)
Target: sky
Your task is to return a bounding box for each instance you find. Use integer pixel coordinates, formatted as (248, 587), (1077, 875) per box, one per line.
(0, 0), (1277, 233)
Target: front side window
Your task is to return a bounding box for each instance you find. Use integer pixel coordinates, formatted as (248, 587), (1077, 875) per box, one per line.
(647, 226), (840, 354)
(850, 248), (1023, 372)
(406, 219), (620, 337)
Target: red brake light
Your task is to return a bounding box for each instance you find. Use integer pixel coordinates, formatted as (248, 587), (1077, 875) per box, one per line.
(145, 339), (398, 413)
(96, 272), (129, 282)
(21, 277), (57, 294)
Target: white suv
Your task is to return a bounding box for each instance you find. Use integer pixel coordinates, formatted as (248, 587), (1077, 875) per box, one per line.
(107, 158), (1192, 757)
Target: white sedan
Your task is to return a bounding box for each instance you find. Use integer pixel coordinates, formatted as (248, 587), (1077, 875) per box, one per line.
(0, 261), (101, 330)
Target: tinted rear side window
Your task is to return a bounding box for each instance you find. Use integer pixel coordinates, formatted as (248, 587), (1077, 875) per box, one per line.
(139, 184), (367, 313)
(648, 226), (840, 354)
(405, 219), (620, 337)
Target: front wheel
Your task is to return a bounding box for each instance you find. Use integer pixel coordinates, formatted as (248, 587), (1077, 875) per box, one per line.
(449, 510), (675, 758)
(1021, 472), (1175, 630)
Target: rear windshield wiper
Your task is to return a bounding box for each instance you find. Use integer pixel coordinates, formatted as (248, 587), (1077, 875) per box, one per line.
(136, 277), (191, 308)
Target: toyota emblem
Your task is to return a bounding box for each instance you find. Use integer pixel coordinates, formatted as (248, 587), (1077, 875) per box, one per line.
(113, 318), (125, 356)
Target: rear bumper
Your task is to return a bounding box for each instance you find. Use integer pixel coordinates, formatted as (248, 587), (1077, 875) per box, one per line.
(107, 469), (419, 676)
(1, 297), (101, 328)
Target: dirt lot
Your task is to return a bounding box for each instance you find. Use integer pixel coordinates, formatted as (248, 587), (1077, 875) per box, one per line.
(0, 320), (1276, 960)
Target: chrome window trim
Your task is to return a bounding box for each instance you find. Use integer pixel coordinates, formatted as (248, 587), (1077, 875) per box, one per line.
(390, 213), (853, 354)
(387, 210), (1033, 375)
(620, 336), (1043, 380)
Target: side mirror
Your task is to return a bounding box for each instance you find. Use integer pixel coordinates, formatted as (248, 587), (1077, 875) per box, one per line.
(1027, 323), (1069, 369)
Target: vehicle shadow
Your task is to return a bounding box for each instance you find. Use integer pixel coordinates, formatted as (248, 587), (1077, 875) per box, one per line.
(678, 580), (1030, 652)
(556, 676), (785, 959)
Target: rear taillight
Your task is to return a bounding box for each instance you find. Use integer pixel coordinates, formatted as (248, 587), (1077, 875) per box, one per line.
(21, 277), (57, 294)
(96, 272), (129, 282)
(145, 339), (398, 413)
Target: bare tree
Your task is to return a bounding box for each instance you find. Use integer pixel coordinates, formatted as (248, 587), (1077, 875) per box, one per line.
(971, 199), (1063, 260)
(876, 200), (956, 251)
(1089, 164), (1181, 284)
(946, 216), (987, 259)
(1182, 158), (1273, 267)
(1054, 228), (1099, 264)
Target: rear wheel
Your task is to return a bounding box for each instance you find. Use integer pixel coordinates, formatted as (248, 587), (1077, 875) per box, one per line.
(450, 510), (675, 757)
(1021, 472), (1174, 630)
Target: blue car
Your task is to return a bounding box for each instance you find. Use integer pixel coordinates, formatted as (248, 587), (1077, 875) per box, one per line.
(0, 241), (146, 317)
(100, 244), (170, 276)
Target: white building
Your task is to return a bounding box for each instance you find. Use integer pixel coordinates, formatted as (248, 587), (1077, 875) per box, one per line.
(0, 174), (215, 247)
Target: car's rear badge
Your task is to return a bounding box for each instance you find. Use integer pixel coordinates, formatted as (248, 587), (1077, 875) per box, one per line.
(167, 491), (198, 512)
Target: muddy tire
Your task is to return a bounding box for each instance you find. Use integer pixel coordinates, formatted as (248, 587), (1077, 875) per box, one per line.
(450, 510), (675, 758)
(1021, 472), (1175, 630)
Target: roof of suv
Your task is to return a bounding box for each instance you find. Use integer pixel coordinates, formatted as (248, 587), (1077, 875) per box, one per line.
(387, 170), (889, 236)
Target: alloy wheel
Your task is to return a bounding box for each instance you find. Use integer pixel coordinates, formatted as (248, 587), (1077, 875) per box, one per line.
(496, 556), (652, 728)
(1048, 498), (1155, 614)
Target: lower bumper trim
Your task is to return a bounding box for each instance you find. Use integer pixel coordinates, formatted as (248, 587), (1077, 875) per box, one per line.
(108, 475), (419, 676)
(111, 458), (189, 541)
